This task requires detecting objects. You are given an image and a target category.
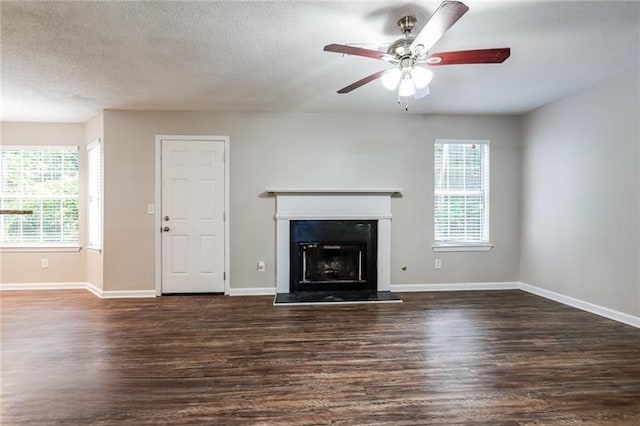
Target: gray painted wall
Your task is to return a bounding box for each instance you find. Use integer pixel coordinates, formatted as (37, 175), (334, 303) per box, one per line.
(102, 112), (521, 291)
(0, 122), (87, 284)
(4, 67), (639, 321)
(520, 66), (640, 316)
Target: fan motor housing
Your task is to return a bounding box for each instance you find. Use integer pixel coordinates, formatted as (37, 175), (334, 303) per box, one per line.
(387, 37), (415, 58)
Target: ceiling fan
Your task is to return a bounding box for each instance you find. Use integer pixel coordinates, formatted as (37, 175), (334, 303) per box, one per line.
(323, 1), (510, 106)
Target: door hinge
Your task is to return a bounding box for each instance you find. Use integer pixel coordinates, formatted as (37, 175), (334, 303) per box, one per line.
(223, 212), (226, 221)
(223, 272), (226, 281)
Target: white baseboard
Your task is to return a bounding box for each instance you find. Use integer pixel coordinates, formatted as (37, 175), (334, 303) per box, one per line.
(228, 287), (276, 296)
(232, 282), (518, 296)
(3, 280), (638, 328)
(1, 282), (156, 299)
(390, 282), (520, 292)
(0, 282), (87, 291)
(85, 282), (103, 298)
(100, 290), (156, 299)
(86, 282), (156, 299)
(1, 281), (269, 298)
(519, 282), (640, 329)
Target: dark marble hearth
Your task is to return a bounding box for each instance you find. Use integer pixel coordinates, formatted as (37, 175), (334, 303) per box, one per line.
(273, 291), (402, 305)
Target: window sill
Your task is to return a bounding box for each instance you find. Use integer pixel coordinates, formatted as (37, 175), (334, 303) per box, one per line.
(87, 247), (102, 255)
(432, 244), (494, 252)
(0, 246), (82, 253)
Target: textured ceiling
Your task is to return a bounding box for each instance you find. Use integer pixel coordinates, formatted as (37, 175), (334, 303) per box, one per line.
(1, 0), (639, 122)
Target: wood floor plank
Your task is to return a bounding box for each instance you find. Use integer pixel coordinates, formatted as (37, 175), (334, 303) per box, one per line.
(1, 290), (639, 425)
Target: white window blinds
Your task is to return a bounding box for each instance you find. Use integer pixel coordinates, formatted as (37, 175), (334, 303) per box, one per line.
(434, 140), (490, 245)
(0, 146), (80, 246)
(87, 140), (102, 249)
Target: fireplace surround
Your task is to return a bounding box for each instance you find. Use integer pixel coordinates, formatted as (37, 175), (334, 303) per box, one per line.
(267, 188), (401, 294)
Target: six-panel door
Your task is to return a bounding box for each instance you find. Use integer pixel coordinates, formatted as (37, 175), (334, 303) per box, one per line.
(161, 139), (225, 293)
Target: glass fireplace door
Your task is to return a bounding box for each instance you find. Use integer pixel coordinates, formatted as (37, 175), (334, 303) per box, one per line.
(300, 243), (366, 284)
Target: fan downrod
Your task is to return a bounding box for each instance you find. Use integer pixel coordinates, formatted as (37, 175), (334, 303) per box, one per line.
(387, 16), (418, 58)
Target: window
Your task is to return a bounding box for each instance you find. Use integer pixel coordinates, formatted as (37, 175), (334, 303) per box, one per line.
(0, 146), (79, 247)
(87, 140), (102, 250)
(434, 139), (490, 249)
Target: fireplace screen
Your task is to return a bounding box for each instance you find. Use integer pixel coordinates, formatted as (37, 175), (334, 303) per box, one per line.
(300, 243), (365, 284)
(290, 220), (377, 292)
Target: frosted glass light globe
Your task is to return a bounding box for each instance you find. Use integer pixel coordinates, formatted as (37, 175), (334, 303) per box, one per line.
(398, 77), (416, 97)
(411, 67), (433, 89)
(414, 85), (431, 99)
(381, 69), (402, 90)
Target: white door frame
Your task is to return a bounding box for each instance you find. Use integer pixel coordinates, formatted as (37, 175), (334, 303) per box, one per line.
(155, 135), (230, 296)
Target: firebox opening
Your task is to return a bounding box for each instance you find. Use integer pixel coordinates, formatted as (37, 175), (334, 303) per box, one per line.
(290, 220), (377, 293)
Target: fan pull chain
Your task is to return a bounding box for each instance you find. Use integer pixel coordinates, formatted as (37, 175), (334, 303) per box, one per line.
(398, 97), (409, 111)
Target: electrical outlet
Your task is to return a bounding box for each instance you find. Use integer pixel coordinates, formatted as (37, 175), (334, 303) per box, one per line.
(147, 204), (155, 215)
(435, 258), (442, 269)
(257, 260), (266, 272)
(41, 258), (49, 269)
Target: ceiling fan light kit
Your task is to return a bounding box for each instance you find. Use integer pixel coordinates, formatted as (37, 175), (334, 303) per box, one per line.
(323, 0), (511, 110)
(381, 68), (402, 90)
(384, 66), (433, 96)
(398, 76), (416, 97)
(410, 67), (433, 89)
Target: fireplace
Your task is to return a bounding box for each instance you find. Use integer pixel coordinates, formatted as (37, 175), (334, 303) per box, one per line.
(290, 220), (377, 293)
(267, 188), (402, 295)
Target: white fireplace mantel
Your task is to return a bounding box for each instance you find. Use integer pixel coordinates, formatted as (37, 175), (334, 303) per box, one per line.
(266, 188), (402, 194)
(268, 188), (401, 294)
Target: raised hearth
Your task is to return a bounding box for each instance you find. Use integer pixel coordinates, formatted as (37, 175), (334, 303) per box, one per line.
(273, 290), (402, 305)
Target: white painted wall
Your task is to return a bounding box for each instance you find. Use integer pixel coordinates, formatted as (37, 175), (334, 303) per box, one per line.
(102, 111), (521, 291)
(520, 66), (640, 316)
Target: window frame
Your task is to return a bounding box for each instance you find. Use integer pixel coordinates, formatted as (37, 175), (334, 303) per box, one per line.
(432, 139), (493, 252)
(87, 139), (102, 252)
(0, 145), (81, 251)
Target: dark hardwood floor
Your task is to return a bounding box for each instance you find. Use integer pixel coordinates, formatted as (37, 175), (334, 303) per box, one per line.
(1, 290), (639, 425)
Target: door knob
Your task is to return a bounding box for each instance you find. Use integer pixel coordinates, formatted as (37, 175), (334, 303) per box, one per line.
(163, 226), (170, 232)
(164, 216), (170, 221)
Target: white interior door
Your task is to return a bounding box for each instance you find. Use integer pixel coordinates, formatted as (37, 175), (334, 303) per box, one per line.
(161, 139), (225, 293)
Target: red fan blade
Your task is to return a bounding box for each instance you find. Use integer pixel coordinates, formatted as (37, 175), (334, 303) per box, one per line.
(410, 1), (469, 54)
(427, 48), (511, 65)
(324, 44), (390, 61)
(337, 70), (386, 94)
